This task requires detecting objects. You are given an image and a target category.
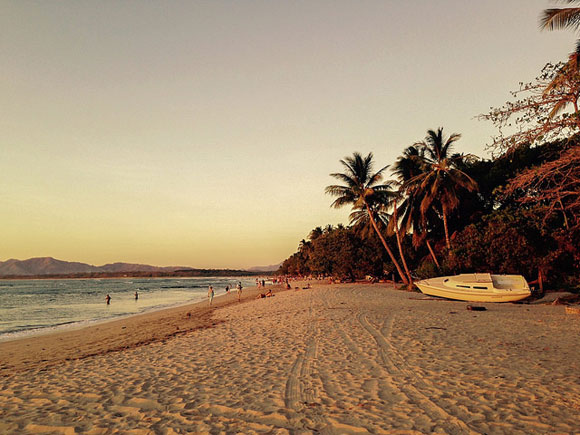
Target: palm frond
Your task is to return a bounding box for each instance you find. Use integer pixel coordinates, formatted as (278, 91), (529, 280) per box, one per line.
(329, 196), (355, 209)
(549, 98), (570, 118)
(329, 172), (357, 187)
(541, 7), (580, 31)
(442, 132), (461, 157)
(325, 184), (351, 196)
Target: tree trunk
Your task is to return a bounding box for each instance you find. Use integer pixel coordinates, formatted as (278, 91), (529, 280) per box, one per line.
(393, 200), (413, 286)
(365, 204), (409, 285)
(442, 204), (451, 250)
(557, 195), (569, 230)
(573, 97), (580, 130)
(426, 239), (441, 269)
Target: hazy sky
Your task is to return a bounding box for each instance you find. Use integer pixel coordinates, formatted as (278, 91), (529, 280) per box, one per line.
(1, 1), (573, 268)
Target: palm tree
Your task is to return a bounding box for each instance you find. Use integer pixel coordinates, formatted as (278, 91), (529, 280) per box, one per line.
(309, 226), (324, 241)
(326, 152), (409, 285)
(403, 128), (478, 251)
(392, 146), (441, 268)
(388, 196), (413, 284)
(391, 144), (425, 182)
(350, 195), (413, 285)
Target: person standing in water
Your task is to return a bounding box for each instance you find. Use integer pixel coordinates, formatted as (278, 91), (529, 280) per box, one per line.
(134, 291), (139, 300)
(105, 294), (111, 305)
(208, 285), (214, 306)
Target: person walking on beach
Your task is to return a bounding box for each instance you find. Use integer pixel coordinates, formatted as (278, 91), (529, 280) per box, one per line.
(134, 291), (138, 300)
(105, 294), (111, 305)
(208, 285), (214, 306)
(236, 282), (242, 302)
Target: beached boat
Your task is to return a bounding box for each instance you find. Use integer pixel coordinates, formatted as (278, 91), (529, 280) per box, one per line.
(415, 273), (531, 303)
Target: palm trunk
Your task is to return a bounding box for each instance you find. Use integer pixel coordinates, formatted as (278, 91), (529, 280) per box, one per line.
(393, 200), (413, 286)
(365, 203), (409, 285)
(442, 204), (451, 250)
(426, 239), (441, 269)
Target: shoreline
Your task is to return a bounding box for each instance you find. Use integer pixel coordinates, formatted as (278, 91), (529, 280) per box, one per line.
(0, 282), (283, 374)
(2, 282), (579, 433)
(0, 285), (229, 343)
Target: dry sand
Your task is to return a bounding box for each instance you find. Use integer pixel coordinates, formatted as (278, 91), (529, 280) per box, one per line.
(1, 282), (579, 434)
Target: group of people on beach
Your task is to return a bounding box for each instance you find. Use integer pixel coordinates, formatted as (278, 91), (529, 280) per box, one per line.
(105, 281), (246, 308)
(208, 282), (243, 305)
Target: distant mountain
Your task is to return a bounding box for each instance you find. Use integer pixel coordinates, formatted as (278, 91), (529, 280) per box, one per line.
(0, 257), (189, 277)
(98, 262), (183, 273)
(247, 263), (281, 273)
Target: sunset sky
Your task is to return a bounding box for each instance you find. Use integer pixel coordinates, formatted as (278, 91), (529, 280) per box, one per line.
(1, 1), (573, 269)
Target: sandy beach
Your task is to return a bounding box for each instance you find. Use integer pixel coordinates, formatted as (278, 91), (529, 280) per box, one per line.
(1, 282), (579, 434)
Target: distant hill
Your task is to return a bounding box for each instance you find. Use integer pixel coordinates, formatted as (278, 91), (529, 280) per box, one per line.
(0, 257), (189, 277)
(0, 257), (267, 278)
(247, 263), (281, 273)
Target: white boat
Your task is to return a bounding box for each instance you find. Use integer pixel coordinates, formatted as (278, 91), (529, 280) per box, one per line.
(415, 273), (531, 303)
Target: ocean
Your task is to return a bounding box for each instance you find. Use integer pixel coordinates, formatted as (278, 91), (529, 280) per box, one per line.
(0, 277), (257, 341)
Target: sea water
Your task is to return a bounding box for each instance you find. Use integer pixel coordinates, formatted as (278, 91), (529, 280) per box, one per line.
(0, 277), (256, 341)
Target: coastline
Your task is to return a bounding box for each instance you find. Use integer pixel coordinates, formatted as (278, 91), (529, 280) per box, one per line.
(0, 282), (277, 374)
(1, 282), (579, 433)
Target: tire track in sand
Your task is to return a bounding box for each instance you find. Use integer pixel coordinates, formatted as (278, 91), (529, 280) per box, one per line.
(358, 313), (477, 434)
(317, 288), (399, 433)
(284, 290), (328, 432)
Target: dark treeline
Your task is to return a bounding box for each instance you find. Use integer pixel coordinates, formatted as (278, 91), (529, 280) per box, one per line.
(278, 136), (579, 289)
(279, 5), (580, 290)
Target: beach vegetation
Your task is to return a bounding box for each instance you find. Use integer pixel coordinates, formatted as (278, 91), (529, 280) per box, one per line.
(278, 4), (580, 290)
(400, 128), (479, 251)
(325, 152), (410, 284)
(278, 224), (388, 280)
(279, 129), (580, 288)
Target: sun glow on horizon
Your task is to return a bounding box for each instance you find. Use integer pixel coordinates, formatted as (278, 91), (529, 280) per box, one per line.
(1, 1), (572, 268)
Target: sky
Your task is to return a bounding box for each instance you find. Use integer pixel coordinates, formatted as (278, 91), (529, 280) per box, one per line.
(0, 1), (574, 269)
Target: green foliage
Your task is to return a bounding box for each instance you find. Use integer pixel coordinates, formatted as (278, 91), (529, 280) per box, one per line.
(414, 260), (439, 279)
(278, 225), (389, 279)
(278, 14), (580, 290)
(279, 133), (579, 288)
(445, 207), (579, 286)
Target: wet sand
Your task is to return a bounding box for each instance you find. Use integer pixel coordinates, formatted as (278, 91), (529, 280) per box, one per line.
(1, 283), (579, 434)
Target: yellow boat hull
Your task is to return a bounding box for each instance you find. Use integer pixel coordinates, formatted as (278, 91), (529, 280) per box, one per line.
(416, 274), (531, 303)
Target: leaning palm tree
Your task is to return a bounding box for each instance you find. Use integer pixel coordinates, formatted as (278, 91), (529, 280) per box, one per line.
(385, 195), (414, 284)
(326, 152), (409, 285)
(395, 192), (442, 269)
(392, 148), (441, 269)
(350, 194), (413, 285)
(403, 128), (478, 251)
